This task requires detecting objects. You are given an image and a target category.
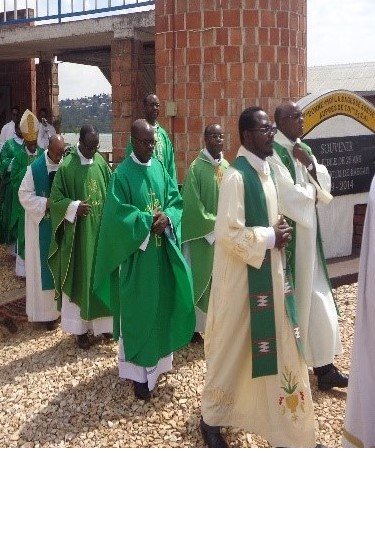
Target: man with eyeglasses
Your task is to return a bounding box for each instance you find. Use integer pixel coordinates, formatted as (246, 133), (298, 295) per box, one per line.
(269, 101), (347, 392)
(94, 119), (195, 400)
(126, 94), (178, 186)
(200, 107), (316, 448)
(181, 124), (229, 343)
(48, 124), (113, 349)
(0, 106), (20, 152)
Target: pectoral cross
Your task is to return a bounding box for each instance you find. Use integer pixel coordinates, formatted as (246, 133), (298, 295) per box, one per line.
(215, 166), (224, 186)
(146, 190), (162, 247)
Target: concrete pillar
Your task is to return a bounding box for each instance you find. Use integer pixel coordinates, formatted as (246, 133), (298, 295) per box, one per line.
(155, 0), (307, 180)
(111, 38), (146, 165)
(36, 60), (60, 129)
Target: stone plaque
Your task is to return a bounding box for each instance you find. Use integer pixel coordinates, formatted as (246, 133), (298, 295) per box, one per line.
(305, 134), (375, 196)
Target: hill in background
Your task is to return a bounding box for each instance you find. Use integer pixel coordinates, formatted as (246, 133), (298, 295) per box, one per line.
(59, 93), (111, 133)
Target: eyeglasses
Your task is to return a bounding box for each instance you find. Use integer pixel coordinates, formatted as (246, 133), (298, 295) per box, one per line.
(249, 125), (277, 136)
(282, 112), (304, 120)
(134, 138), (156, 146)
(207, 133), (224, 140)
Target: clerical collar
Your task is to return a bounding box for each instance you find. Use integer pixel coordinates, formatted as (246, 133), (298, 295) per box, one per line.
(14, 136), (23, 145)
(202, 148), (223, 167)
(274, 130), (301, 149)
(25, 146), (38, 157)
(45, 150), (61, 170)
(131, 151), (152, 167)
(76, 144), (94, 165)
(237, 145), (270, 176)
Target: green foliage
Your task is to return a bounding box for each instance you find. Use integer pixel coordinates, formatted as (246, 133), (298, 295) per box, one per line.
(59, 93), (111, 133)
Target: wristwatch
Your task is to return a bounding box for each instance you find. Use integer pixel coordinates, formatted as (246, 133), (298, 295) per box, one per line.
(307, 162), (314, 171)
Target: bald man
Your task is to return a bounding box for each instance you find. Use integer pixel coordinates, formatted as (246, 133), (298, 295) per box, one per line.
(19, 135), (65, 328)
(269, 101), (347, 391)
(95, 119), (195, 400)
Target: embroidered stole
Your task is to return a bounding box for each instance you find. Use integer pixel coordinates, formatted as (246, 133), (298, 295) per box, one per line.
(31, 155), (55, 290)
(232, 156), (302, 378)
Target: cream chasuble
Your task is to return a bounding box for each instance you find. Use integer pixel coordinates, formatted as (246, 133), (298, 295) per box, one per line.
(201, 146), (316, 448)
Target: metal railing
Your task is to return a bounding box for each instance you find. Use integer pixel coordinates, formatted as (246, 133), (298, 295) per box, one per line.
(0, 0), (155, 25)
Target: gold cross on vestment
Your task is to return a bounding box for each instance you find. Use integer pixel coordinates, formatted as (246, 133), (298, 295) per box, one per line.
(146, 190), (162, 247)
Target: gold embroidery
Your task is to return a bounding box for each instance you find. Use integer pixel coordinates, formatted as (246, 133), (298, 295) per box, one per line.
(145, 190), (162, 247)
(278, 368), (305, 421)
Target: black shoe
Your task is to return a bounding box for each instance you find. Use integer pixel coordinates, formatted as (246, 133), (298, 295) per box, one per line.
(315, 444), (327, 448)
(191, 332), (204, 344)
(76, 333), (91, 349)
(317, 364), (349, 391)
(102, 332), (113, 340)
(133, 381), (151, 400)
(44, 319), (59, 331)
(200, 417), (228, 448)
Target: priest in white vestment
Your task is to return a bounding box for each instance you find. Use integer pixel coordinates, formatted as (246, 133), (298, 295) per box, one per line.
(37, 108), (57, 150)
(342, 175), (375, 447)
(269, 102), (347, 392)
(0, 106), (20, 152)
(18, 135), (65, 328)
(200, 107), (316, 448)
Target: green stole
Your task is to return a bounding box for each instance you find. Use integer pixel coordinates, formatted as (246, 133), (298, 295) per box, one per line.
(232, 156), (303, 378)
(273, 141), (334, 301)
(31, 154), (55, 290)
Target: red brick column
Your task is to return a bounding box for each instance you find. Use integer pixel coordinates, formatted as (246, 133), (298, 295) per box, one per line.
(36, 61), (60, 128)
(0, 59), (36, 120)
(111, 38), (145, 165)
(155, 0), (307, 180)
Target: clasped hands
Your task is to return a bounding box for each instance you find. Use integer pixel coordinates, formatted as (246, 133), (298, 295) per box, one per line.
(152, 208), (169, 235)
(273, 216), (292, 250)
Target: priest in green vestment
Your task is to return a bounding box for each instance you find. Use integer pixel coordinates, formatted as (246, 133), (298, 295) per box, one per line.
(125, 94), (178, 186)
(0, 122), (24, 246)
(269, 101), (347, 392)
(9, 110), (44, 277)
(48, 125), (113, 349)
(94, 119), (195, 400)
(200, 107), (316, 448)
(181, 124), (229, 342)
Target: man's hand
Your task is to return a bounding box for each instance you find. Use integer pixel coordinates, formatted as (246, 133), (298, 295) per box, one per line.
(273, 216), (292, 250)
(293, 144), (318, 180)
(76, 201), (91, 218)
(152, 211), (169, 235)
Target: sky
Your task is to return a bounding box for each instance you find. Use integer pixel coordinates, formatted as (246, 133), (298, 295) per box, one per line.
(49, 1), (375, 99)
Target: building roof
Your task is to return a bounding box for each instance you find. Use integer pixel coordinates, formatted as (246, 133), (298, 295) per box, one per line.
(307, 62), (375, 95)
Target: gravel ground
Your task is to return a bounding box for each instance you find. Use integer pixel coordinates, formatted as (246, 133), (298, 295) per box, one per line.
(0, 244), (25, 295)
(0, 244), (356, 448)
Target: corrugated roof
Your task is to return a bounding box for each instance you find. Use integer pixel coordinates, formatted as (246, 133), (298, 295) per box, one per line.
(307, 62), (375, 94)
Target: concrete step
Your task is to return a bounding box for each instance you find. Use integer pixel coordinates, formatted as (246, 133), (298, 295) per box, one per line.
(327, 254), (360, 288)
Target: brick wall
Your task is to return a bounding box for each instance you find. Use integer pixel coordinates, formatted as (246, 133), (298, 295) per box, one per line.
(0, 59), (36, 120)
(155, 0), (307, 181)
(111, 39), (156, 164)
(353, 204), (367, 253)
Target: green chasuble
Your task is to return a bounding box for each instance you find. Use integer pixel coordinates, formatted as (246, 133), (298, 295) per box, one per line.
(0, 138), (24, 244)
(48, 147), (112, 320)
(94, 156), (195, 368)
(9, 144), (44, 257)
(126, 123), (178, 185)
(272, 141), (333, 298)
(232, 156), (302, 378)
(181, 151), (229, 313)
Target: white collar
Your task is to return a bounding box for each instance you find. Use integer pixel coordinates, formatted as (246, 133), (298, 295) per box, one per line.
(274, 130), (302, 150)
(14, 136), (23, 145)
(202, 148), (223, 167)
(237, 145), (270, 176)
(131, 151), (152, 167)
(45, 149), (61, 171)
(25, 146), (38, 157)
(77, 144), (93, 165)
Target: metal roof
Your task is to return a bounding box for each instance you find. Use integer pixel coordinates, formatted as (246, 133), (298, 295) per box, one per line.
(307, 62), (375, 94)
